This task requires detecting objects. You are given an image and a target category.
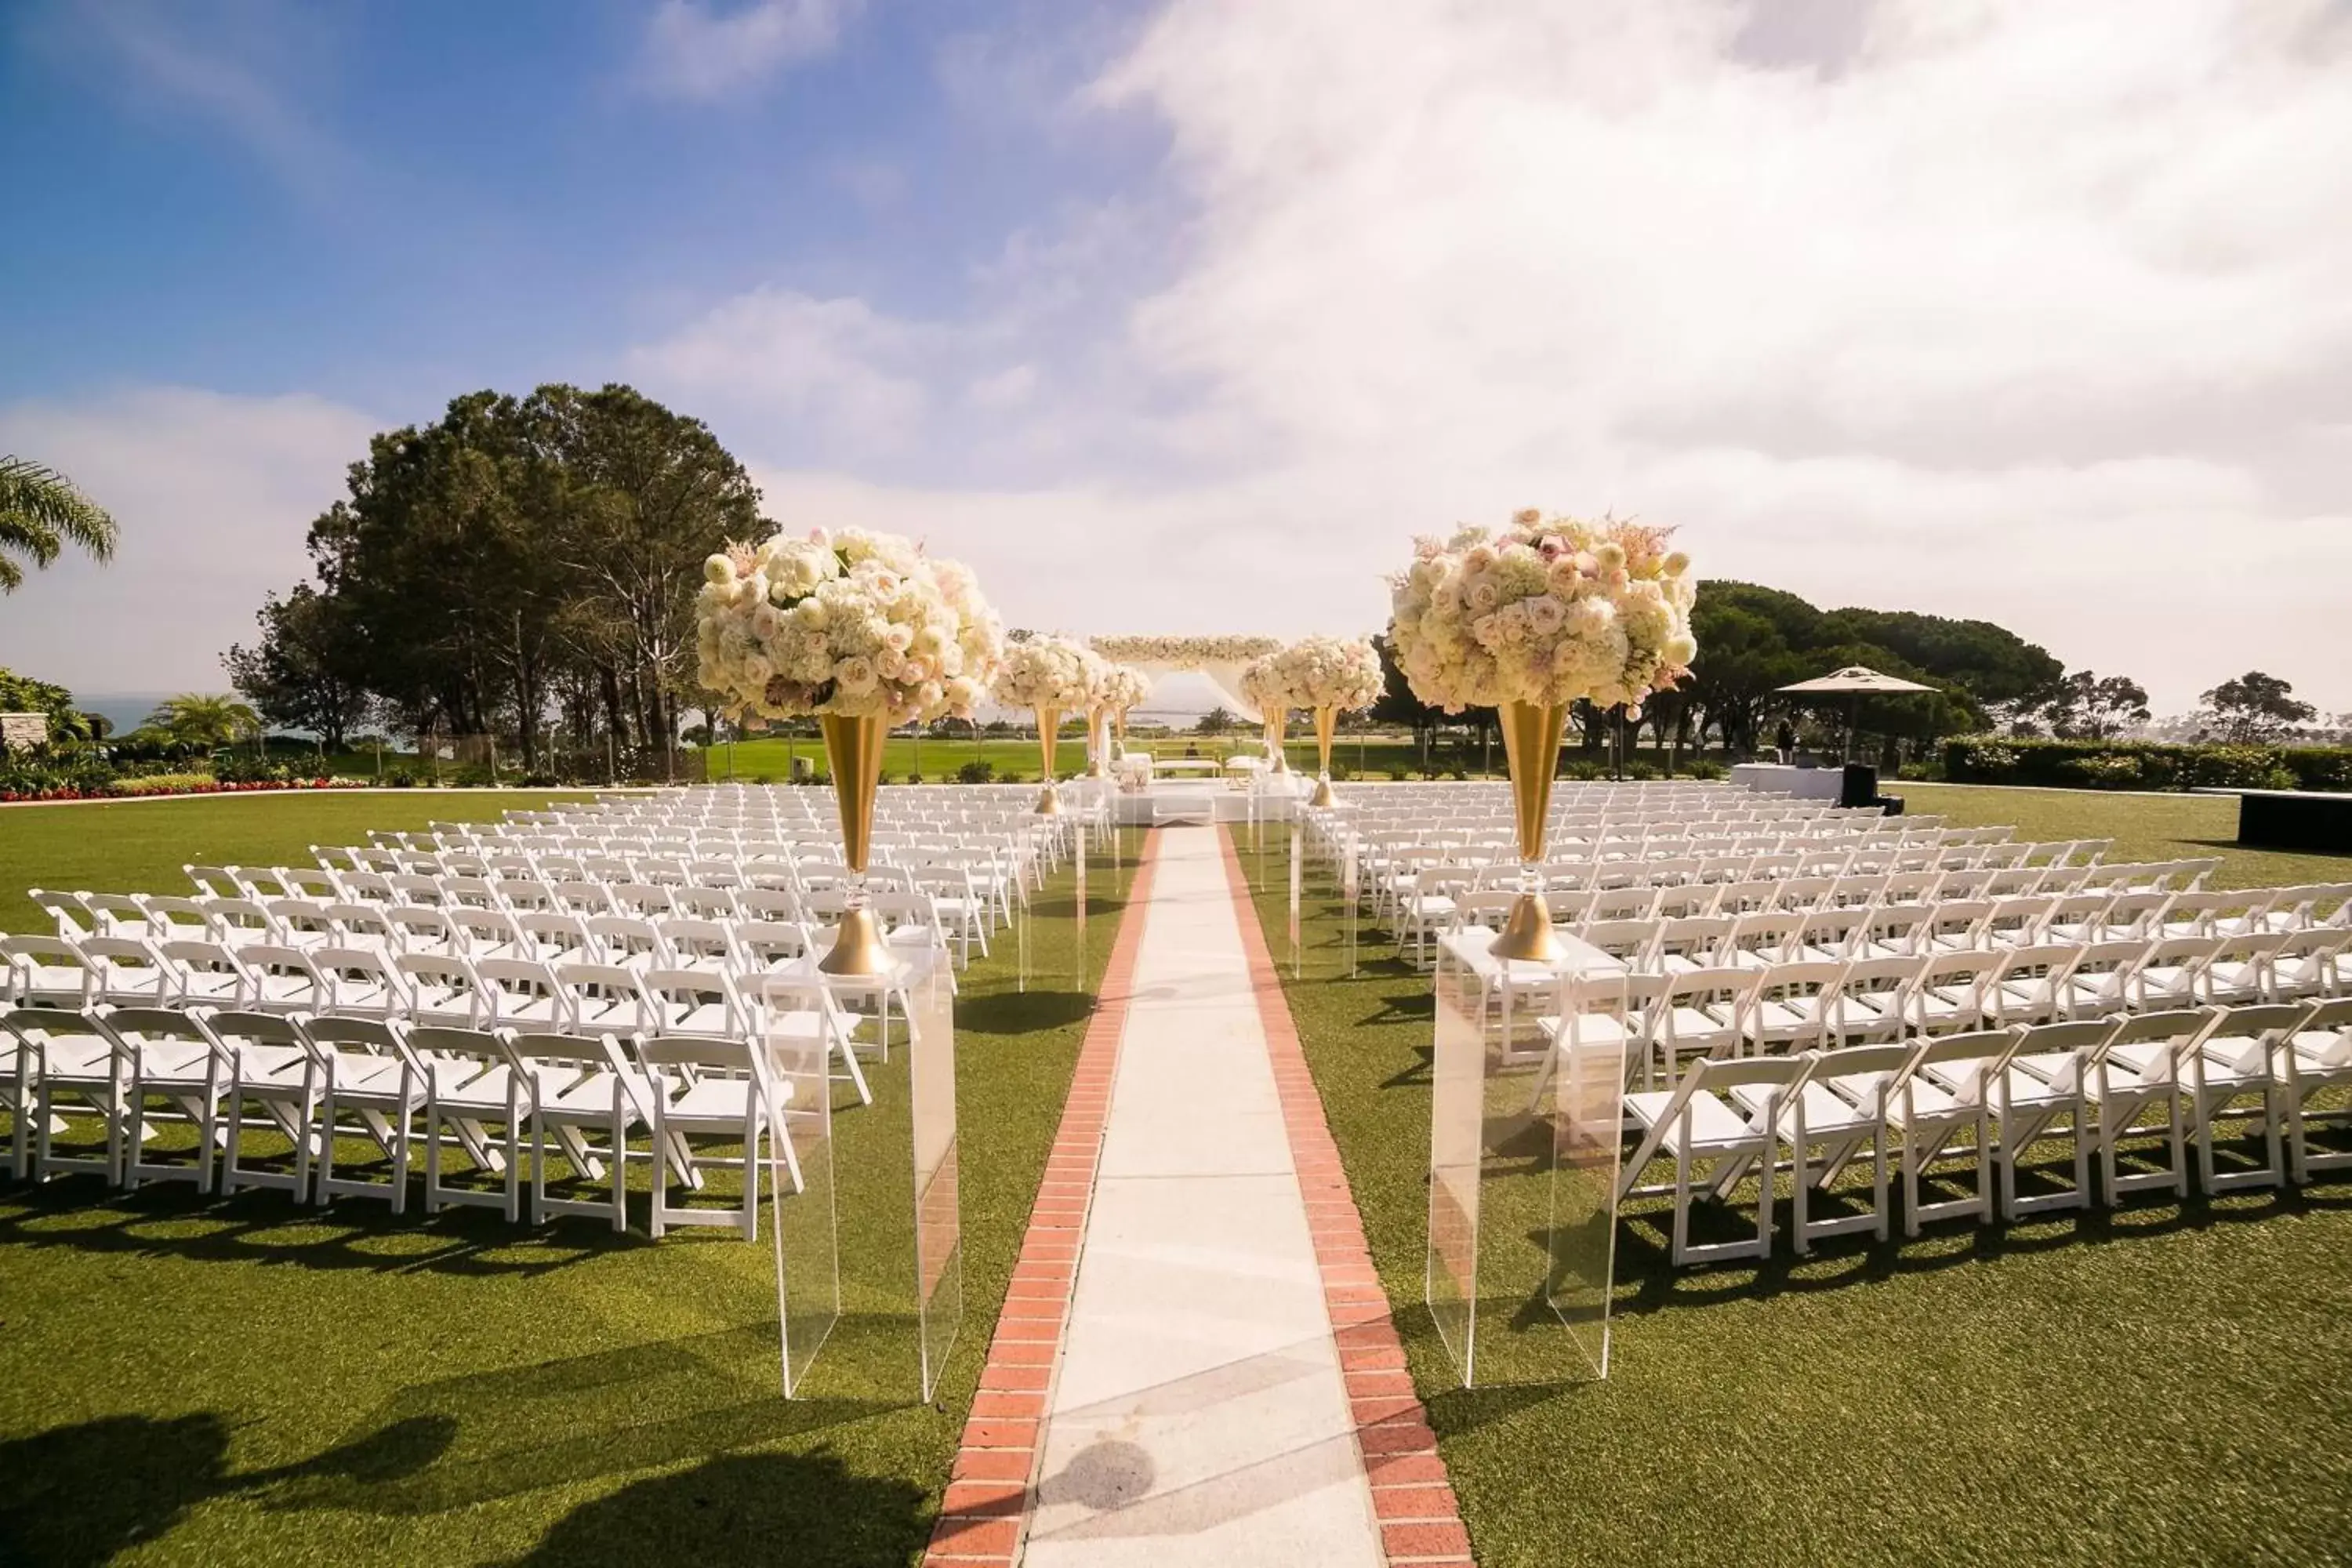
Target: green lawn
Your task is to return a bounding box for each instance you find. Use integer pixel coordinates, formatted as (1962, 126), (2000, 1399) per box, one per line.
(0, 790), (1143, 1566)
(1889, 779), (2352, 890)
(0, 793), (597, 938)
(1239, 798), (2352, 1568)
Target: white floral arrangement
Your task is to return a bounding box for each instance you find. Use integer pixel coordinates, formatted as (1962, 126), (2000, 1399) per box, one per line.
(993, 634), (1101, 712)
(1099, 663), (1152, 713)
(1240, 652), (1301, 713)
(1089, 634), (1281, 665)
(1388, 510), (1697, 716)
(696, 527), (1004, 724)
(1273, 635), (1385, 713)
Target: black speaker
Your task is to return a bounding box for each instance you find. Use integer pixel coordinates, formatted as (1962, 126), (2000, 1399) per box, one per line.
(1838, 763), (1879, 808)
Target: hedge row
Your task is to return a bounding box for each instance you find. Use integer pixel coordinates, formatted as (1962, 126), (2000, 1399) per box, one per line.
(1941, 737), (2352, 793)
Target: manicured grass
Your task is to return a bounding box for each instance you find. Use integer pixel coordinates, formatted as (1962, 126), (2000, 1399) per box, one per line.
(1236, 814), (2352, 1568)
(0, 793), (1145, 1566)
(0, 792), (605, 938)
(1889, 780), (2352, 891)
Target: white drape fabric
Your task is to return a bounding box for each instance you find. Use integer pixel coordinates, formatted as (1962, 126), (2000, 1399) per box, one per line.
(1126, 658), (1265, 724)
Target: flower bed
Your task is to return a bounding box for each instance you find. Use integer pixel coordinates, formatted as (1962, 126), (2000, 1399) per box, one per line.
(0, 775), (361, 803)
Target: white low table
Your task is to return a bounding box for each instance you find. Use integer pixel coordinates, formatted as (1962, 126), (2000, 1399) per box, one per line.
(1730, 761), (1845, 800)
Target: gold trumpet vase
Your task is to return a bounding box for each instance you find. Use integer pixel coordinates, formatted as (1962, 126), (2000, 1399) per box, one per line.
(817, 710), (895, 975)
(1265, 707), (1290, 773)
(1488, 700), (1569, 964)
(1308, 705), (1340, 808)
(1113, 706), (1128, 757)
(1033, 706), (1063, 815)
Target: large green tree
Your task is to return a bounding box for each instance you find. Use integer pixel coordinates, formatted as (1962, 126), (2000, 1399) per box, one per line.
(245, 383), (761, 772)
(2198, 670), (2316, 743)
(0, 456), (118, 592)
(223, 584), (375, 750)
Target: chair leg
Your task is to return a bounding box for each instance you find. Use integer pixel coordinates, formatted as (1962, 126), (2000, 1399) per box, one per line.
(649, 1100), (669, 1240)
(423, 1103), (441, 1212)
(608, 1122), (626, 1233)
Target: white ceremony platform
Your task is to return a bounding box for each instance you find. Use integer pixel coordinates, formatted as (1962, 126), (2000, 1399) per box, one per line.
(1108, 779), (1303, 826)
(1729, 761), (1846, 799)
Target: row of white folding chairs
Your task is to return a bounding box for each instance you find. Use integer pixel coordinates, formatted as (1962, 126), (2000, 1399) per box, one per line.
(18, 895), (914, 978)
(1374, 860), (2211, 959)
(167, 859), (1001, 961)
(1454, 882), (2352, 969)
(38, 880), (975, 971)
(1537, 938), (2352, 1087)
(0, 1002), (820, 1236)
(1592, 1000), (2352, 1264)
(1392, 863), (2107, 958)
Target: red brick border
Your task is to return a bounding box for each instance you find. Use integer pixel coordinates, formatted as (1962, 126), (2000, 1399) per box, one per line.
(925, 828), (1163, 1566)
(1216, 826), (1475, 1568)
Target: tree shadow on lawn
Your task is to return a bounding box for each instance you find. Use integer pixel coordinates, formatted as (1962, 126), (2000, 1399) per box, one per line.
(0, 1176), (638, 1279)
(0, 1325), (917, 1567)
(953, 989), (1096, 1034)
(504, 1449), (927, 1568)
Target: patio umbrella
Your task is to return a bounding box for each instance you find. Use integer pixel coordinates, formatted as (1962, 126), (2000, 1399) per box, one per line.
(1776, 665), (1936, 761)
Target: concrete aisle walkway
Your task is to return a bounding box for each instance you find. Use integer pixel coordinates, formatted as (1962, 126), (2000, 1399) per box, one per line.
(1021, 826), (1385, 1566)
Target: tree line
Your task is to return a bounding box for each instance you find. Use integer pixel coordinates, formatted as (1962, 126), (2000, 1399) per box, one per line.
(226, 383), (761, 772)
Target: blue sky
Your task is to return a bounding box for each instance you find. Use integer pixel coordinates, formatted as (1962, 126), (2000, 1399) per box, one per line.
(3, 0), (1166, 464)
(3, 0), (2349, 714)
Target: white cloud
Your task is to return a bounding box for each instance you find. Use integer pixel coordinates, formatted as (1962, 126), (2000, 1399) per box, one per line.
(626, 289), (939, 455)
(640, 0), (859, 100)
(0, 388), (376, 695)
(662, 0), (2352, 713)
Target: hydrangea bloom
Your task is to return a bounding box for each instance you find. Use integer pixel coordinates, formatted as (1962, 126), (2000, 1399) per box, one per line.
(695, 527), (1004, 725)
(1386, 510), (1696, 715)
(1272, 635), (1385, 713)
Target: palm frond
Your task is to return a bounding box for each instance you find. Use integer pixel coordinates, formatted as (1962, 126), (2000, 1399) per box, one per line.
(0, 456), (120, 583)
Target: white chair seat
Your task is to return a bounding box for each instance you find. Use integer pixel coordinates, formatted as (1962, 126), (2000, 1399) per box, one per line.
(1625, 1087), (1757, 1152)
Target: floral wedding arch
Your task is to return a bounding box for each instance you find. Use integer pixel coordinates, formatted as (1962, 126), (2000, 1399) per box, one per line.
(1086, 635), (1283, 721)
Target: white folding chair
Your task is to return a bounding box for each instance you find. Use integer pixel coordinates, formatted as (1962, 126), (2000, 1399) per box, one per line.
(7, 1008), (124, 1185)
(638, 1034), (786, 1238)
(303, 1016), (426, 1213)
(2085, 1007), (2219, 1203)
(1981, 1018), (2118, 1218)
(2183, 1002), (2308, 1192)
(1887, 1027), (2020, 1234)
(508, 1031), (647, 1231)
(2279, 996), (2352, 1183)
(415, 1025), (524, 1221)
(111, 1007), (232, 1193)
(1619, 1053), (1812, 1265)
(1742, 1040), (1919, 1252)
(3, 935), (98, 1009)
(207, 1010), (323, 1201)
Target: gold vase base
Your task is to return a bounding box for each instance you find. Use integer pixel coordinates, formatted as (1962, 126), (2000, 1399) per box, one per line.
(1488, 891), (1564, 965)
(1083, 760), (1108, 779)
(1308, 775), (1338, 808)
(817, 906), (896, 976)
(1034, 783), (1062, 815)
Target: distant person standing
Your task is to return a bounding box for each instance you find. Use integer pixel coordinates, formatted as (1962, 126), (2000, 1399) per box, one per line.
(1774, 719), (1795, 765)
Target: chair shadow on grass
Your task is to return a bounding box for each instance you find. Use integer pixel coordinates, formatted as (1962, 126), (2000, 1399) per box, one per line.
(0, 1173), (642, 1279)
(1604, 1139), (2352, 1319)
